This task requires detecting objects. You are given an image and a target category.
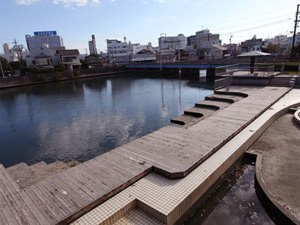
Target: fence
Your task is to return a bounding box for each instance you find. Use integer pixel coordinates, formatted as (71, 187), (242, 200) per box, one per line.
(215, 64), (275, 77)
(214, 76), (233, 90)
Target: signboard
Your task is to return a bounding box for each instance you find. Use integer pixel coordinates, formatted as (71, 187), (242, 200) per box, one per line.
(34, 31), (57, 36)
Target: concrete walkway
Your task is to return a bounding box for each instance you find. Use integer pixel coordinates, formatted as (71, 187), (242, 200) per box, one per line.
(248, 110), (300, 224)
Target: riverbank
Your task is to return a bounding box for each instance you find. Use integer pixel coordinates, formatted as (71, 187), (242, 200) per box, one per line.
(0, 70), (127, 90)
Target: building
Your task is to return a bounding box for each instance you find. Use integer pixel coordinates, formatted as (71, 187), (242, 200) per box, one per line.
(25, 31), (64, 51)
(132, 43), (156, 63)
(26, 45), (81, 70)
(57, 49), (81, 71)
(158, 34), (186, 50)
(3, 44), (10, 54)
(89, 35), (97, 55)
(241, 35), (263, 52)
(211, 45), (228, 59)
(195, 29), (221, 49)
(107, 39), (130, 65)
(26, 44), (60, 68)
(187, 35), (196, 48)
(1, 44), (29, 62)
(288, 32), (300, 48)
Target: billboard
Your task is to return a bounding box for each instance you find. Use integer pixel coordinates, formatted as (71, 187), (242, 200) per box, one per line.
(34, 31), (57, 36)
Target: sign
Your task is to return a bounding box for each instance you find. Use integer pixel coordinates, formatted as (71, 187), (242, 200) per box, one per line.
(34, 31), (57, 36)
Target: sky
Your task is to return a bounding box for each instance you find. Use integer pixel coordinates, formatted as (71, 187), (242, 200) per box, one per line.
(0, 0), (299, 54)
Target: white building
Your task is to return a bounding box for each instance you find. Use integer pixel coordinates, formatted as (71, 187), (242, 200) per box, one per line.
(26, 44), (60, 68)
(158, 34), (186, 50)
(132, 43), (156, 62)
(57, 49), (81, 71)
(25, 31), (64, 51)
(288, 33), (300, 48)
(107, 39), (130, 64)
(89, 35), (97, 55)
(1, 44), (29, 62)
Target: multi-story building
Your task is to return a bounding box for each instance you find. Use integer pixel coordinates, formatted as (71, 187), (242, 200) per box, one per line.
(187, 35), (196, 48)
(25, 31), (64, 51)
(89, 35), (97, 55)
(107, 39), (130, 65)
(3, 44), (10, 54)
(241, 35), (263, 52)
(195, 29), (221, 49)
(158, 34), (186, 50)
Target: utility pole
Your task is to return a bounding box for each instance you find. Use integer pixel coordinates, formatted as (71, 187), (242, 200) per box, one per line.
(290, 4), (300, 61)
(13, 38), (22, 66)
(0, 59), (4, 78)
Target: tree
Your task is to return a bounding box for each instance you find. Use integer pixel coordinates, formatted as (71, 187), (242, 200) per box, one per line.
(80, 60), (89, 69)
(0, 57), (12, 76)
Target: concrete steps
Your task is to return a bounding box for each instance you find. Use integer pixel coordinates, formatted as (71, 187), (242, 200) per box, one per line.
(170, 93), (245, 128)
(6, 160), (80, 189)
(269, 77), (292, 87)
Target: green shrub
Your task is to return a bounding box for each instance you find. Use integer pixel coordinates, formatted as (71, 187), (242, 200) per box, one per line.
(67, 71), (74, 78)
(74, 71), (81, 77)
(36, 74), (48, 82)
(53, 72), (63, 80)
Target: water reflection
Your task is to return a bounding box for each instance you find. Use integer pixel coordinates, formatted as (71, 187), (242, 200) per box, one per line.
(0, 74), (213, 167)
(185, 159), (274, 225)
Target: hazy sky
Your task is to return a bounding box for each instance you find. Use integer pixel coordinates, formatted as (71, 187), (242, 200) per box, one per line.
(0, 0), (299, 54)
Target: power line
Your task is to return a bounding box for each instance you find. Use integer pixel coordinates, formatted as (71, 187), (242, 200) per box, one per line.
(220, 18), (293, 36)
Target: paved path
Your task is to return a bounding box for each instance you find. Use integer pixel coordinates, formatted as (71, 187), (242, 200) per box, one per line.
(0, 86), (291, 224)
(248, 111), (300, 224)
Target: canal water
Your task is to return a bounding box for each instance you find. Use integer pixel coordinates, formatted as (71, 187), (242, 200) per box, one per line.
(0, 73), (213, 167)
(185, 158), (275, 225)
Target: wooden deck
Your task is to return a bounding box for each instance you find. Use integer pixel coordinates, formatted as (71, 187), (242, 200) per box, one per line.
(0, 86), (290, 224)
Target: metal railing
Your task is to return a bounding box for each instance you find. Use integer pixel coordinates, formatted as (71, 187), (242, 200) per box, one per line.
(214, 76), (233, 90)
(215, 64), (275, 77)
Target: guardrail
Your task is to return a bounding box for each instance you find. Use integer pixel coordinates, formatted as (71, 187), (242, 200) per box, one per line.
(214, 76), (233, 90)
(216, 64), (275, 77)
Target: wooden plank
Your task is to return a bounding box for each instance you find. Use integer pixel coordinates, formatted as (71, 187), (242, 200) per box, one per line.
(61, 168), (105, 199)
(2, 207), (19, 225)
(115, 146), (179, 173)
(0, 209), (8, 225)
(93, 151), (151, 178)
(29, 184), (65, 221)
(0, 165), (38, 225)
(24, 187), (57, 224)
(79, 161), (129, 189)
(132, 138), (198, 166)
(39, 179), (77, 213)
(18, 191), (51, 225)
(49, 175), (91, 208)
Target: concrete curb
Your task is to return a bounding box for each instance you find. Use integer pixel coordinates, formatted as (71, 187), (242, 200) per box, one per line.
(255, 154), (298, 225)
(294, 109), (300, 125)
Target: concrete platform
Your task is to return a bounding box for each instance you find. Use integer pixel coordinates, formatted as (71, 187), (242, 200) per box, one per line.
(248, 112), (300, 224)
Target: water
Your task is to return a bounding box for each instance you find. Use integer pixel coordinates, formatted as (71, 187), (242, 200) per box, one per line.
(0, 73), (213, 167)
(185, 159), (275, 225)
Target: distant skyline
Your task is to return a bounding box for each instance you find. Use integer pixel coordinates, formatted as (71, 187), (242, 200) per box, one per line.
(0, 0), (299, 54)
